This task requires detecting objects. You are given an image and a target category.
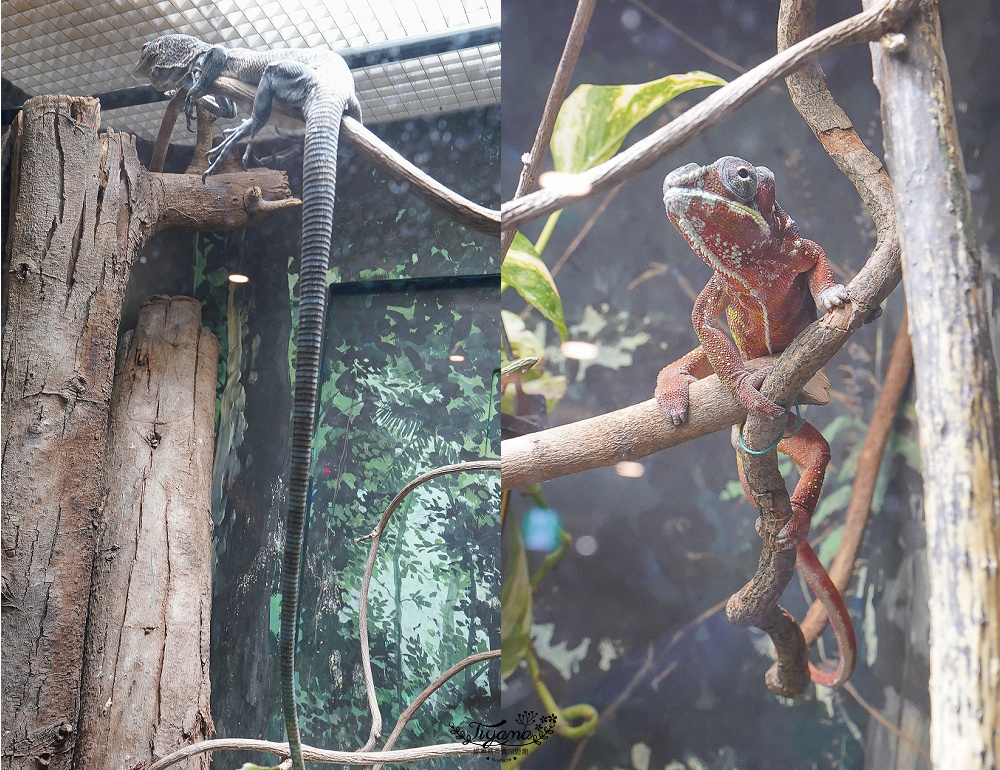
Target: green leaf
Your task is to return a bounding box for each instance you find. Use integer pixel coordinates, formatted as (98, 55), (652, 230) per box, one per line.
(893, 435), (921, 470)
(720, 479), (745, 502)
(502, 233), (568, 341)
(501, 516), (533, 680)
(816, 523), (844, 568)
(501, 311), (546, 360)
(813, 483), (852, 527)
(551, 71), (726, 174)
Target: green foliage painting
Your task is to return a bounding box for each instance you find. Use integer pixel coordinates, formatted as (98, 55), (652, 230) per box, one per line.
(288, 283), (500, 761)
(201, 107), (501, 767)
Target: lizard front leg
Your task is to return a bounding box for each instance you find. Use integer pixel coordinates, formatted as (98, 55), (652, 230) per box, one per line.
(694, 273), (784, 420)
(180, 45), (229, 130)
(204, 59), (316, 179)
(655, 346), (713, 425)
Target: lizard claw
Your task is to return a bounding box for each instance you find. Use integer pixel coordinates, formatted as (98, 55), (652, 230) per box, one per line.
(816, 284), (849, 314)
(733, 366), (784, 420)
(655, 371), (695, 426)
(755, 505), (810, 551)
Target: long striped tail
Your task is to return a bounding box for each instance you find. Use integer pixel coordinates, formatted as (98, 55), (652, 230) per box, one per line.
(280, 89), (347, 770)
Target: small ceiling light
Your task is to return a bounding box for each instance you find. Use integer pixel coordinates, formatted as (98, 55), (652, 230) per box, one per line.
(560, 340), (599, 360)
(228, 273), (249, 284)
(615, 461), (645, 478)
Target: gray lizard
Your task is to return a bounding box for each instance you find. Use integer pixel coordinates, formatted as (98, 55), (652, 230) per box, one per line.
(136, 34), (362, 770)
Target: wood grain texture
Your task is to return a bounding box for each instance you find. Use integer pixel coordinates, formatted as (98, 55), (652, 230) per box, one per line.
(75, 296), (218, 769)
(870, 0), (1000, 764)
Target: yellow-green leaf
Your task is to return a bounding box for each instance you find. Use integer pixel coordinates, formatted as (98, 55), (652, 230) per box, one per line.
(551, 71), (726, 174)
(501, 516), (533, 679)
(502, 232), (568, 342)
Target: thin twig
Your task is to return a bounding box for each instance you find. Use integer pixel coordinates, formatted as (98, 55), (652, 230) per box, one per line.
(146, 739), (497, 770)
(518, 183), (622, 322)
(843, 681), (932, 762)
(355, 461), (500, 751)
(627, 0), (747, 76)
(371, 650), (501, 770)
(550, 184), (622, 279)
(501, 0), (919, 231)
(501, 0), (598, 260)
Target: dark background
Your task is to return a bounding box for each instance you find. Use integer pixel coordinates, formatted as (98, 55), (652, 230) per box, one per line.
(501, 1), (998, 768)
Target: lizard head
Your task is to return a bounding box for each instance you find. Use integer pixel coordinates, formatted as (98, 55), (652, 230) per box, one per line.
(135, 34), (209, 91)
(662, 156), (785, 280)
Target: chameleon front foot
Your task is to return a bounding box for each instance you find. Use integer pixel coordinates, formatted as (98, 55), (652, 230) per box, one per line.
(731, 366), (784, 421)
(654, 370), (695, 425)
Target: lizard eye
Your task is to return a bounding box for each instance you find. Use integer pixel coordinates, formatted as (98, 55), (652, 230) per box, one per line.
(718, 157), (758, 204)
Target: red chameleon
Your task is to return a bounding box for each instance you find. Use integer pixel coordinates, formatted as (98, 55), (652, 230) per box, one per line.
(655, 156), (856, 689)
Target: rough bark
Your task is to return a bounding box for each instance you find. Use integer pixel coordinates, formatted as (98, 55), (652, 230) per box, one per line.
(500, 357), (830, 491)
(1, 95), (152, 770)
(1, 95), (291, 769)
(869, 1), (1000, 766)
(75, 295), (218, 769)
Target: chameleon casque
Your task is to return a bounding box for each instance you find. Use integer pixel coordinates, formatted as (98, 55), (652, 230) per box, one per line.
(136, 34), (362, 767)
(655, 156), (856, 689)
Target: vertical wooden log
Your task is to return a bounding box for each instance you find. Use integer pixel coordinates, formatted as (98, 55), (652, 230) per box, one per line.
(869, 1), (1000, 767)
(1, 95), (154, 769)
(75, 296), (218, 769)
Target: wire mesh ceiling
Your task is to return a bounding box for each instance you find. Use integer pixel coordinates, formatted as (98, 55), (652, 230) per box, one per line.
(1, 0), (500, 142)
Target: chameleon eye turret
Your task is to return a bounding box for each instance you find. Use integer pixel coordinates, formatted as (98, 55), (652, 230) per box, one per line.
(717, 156), (758, 204)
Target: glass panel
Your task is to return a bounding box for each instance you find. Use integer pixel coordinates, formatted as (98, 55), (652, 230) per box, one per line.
(290, 278), (500, 758)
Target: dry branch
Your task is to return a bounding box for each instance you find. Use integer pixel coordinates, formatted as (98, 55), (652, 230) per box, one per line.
(75, 296), (218, 769)
(160, 77), (500, 236)
(720, 0), (909, 697)
(500, 0), (918, 232)
(501, 359), (830, 491)
(2, 96), (148, 770)
(146, 739), (497, 770)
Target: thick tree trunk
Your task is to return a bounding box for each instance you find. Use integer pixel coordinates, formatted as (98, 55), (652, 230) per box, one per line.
(1, 95), (292, 769)
(74, 296), (218, 769)
(869, 1), (1000, 767)
(1, 95), (154, 770)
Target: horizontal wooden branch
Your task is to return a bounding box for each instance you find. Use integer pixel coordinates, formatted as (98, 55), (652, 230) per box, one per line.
(199, 77), (500, 236)
(500, 0), (918, 233)
(501, 358), (829, 491)
(151, 169), (299, 232)
(147, 739), (497, 770)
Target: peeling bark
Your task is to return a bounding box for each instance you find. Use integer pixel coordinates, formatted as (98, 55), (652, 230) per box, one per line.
(869, 1), (1000, 766)
(75, 296), (218, 770)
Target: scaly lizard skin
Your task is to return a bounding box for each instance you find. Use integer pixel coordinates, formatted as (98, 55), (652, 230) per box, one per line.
(655, 156), (856, 689)
(137, 34), (362, 768)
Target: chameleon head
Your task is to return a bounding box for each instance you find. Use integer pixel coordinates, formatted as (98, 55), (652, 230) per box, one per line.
(662, 156), (779, 277)
(135, 34), (208, 91)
